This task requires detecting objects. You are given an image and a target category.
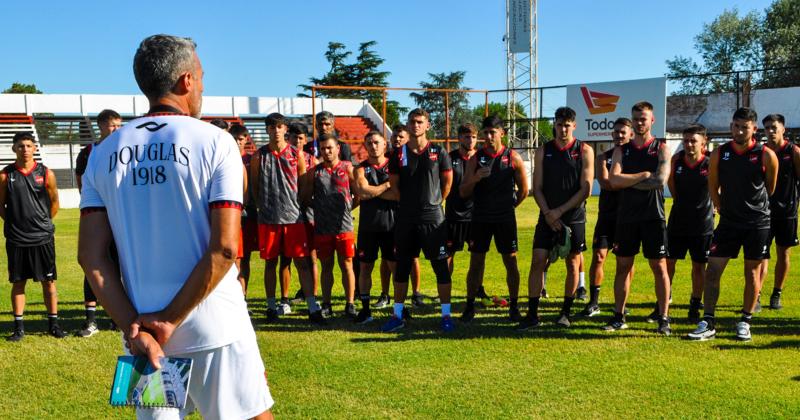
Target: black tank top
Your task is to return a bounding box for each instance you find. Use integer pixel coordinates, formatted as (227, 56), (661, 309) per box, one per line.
(668, 151), (714, 236)
(618, 138), (665, 223)
(717, 141), (770, 228)
(473, 146), (517, 222)
(541, 139), (586, 224)
(358, 159), (397, 232)
(597, 148), (619, 217)
(3, 163), (55, 246)
(768, 141), (798, 220)
(445, 149), (474, 222)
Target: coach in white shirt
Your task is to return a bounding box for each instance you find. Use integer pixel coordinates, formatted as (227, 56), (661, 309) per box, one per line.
(78, 34), (273, 420)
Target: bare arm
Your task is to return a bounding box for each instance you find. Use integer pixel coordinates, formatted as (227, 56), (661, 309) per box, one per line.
(595, 152), (613, 190)
(0, 173), (7, 220)
(666, 154), (679, 199)
(384, 173), (400, 201)
(45, 168), (59, 219)
(348, 163), (360, 210)
(631, 142), (671, 191)
(609, 147), (651, 190)
(440, 169), (453, 201)
(76, 174), (83, 192)
(708, 148), (721, 213)
(764, 147), (779, 196)
(355, 166), (391, 200)
(511, 151), (529, 207)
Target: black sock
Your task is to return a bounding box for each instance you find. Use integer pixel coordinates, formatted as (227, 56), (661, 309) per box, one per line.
(48, 314), (58, 329)
(281, 297), (289, 305)
(13, 315), (23, 331)
(562, 297), (575, 316)
(85, 305), (97, 323)
(613, 311), (624, 322)
(703, 313), (715, 328)
(741, 311), (753, 324)
(466, 297), (475, 306)
(772, 287), (782, 297)
(360, 294), (370, 309)
(528, 297), (540, 318)
(510, 297), (518, 308)
(589, 285), (600, 305)
(690, 297), (702, 305)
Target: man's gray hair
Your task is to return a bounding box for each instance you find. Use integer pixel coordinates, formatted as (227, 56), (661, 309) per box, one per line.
(316, 111), (335, 123)
(133, 34), (197, 100)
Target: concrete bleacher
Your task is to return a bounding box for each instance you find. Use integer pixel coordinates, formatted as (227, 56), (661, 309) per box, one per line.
(0, 114), (43, 167)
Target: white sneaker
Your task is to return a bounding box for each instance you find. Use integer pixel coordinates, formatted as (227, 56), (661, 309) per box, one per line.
(735, 321), (752, 341)
(277, 302), (292, 315)
(687, 320), (716, 341)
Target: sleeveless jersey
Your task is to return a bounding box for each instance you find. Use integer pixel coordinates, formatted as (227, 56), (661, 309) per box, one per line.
(241, 153), (258, 221)
(301, 152), (315, 223)
(473, 146), (518, 222)
(312, 161), (354, 234)
(3, 163), (54, 246)
(358, 159), (396, 233)
(668, 151), (714, 236)
(541, 139), (586, 224)
(768, 141), (799, 219)
(597, 148), (619, 217)
(717, 141), (770, 228)
(388, 142), (452, 224)
(256, 144), (303, 225)
(445, 149), (474, 222)
(618, 138), (665, 223)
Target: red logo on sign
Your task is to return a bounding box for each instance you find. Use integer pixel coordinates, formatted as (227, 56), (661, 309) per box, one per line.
(580, 86), (620, 115)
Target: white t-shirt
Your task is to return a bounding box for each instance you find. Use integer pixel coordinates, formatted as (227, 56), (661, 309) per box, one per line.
(80, 113), (253, 354)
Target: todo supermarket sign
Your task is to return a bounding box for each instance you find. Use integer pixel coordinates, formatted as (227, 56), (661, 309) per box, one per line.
(566, 77), (666, 141)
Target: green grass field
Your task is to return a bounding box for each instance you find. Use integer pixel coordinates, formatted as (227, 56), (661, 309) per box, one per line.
(2, 197), (800, 418)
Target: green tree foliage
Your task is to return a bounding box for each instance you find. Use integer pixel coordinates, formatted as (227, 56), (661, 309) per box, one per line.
(299, 41), (405, 127)
(762, 0), (800, 87)
(3, 82), (42, 94)
(409, 71), (471, 139)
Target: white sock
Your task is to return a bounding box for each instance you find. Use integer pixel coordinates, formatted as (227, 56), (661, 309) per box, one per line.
(441, 303), (451, 317)
(543, 272), (547, 288)
(393, 302), (404, 318)
(579, 272), (585, 288)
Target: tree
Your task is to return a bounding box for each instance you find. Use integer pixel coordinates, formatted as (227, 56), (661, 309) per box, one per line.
(470, 102), (551, 147)
(761, 0), (800, 87)
(409, 71), (471, 139)
(299, 41), (405, 128)
(3, 82), (42, 94)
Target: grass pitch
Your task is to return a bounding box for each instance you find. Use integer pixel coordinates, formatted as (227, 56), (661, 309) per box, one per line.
(2, 198), (800, 418)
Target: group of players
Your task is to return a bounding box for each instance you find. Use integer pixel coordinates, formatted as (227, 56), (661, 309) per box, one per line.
(3, 102), (797, 342)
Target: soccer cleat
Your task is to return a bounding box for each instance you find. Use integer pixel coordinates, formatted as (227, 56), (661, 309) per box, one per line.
(77, 321), (99, 338)
(602, 315), (627, 331)
(516, 313), (541, 331)
(277, 302), (292, 316)
(646, 307), (660, 323)
(461, 304), (476, 323)
(579, 304), (600, 317)
(656, 317), (672, 336)
(321, 303), (334, 319)
(7, 329), (24, 342)
(508, 306), (523, 322)
(380, 315), (405, 332)
(344, 303), (358, 319)
(576, 287), (588, 301)
(372, 294), (390, 309)
(354, 308), (373, 324)
(540, 288), (549, 299)
(308, 310), (327, 325)
(265, 308), (280, 324)
(735, 321), (752, 341)
(411, 293), (425, 308)
(555, 313), (571, 328)
(402, 307), (412, 320)
(769, 293), (783, 310)
(476, 286), (490, 299)
(687, 320), (716, 341)
(49, 324), (67, 339)
(441, 315), (455, 333)
(290, 289), (305, 305)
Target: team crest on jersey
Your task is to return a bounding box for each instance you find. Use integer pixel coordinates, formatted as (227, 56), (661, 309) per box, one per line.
(34, 175), (44, 185)
(722, 151), (731, 161)
(783, 154), (791, 160)
(749, 154), (759, 164)
(700, 168), (708, 176)
(570, 149), (580, 160)
(365, 167), (372, 174)
(647, 147), (658, 156)
(501, 155), (510, 164)
(676, 166), (683, 174)
(336, 169), (346, 178)
(428, 149), (438, 161)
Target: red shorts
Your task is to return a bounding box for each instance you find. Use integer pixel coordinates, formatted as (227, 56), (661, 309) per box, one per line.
(314, 231), (356, 259)
(258, 223), (310, 260)
(242, 218), (259, 253)
(304, 223), (315, 249)
(237, 230), (244, 259)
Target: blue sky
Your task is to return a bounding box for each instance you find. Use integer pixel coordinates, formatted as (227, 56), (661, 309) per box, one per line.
(0, 0), (774, 109)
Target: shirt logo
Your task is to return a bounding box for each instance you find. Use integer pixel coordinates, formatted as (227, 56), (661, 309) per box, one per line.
(722, 151), (731, 161)
(700, 168), (708, 176)
(570, 150), (580, 160)
(647, 147), (658, 156)
(501, 156), (510, 164)
(783, 154), (791, 160)
(34, 175), (44, 185)
(429, 150), (438, 161)
(676, 166), (683, 174)
(749, 154), (759, 164)
(136, 121), (168, 132)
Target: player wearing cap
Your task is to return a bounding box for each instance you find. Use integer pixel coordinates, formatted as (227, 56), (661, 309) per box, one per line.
(1, 132), (65, 342)
(520, 107), (593, 330)
(381, 108), (455, 333)
(665, 124), (713, 321)
(78, 34), (273, 418)
(459, 116), (528, 323)
(759, 113), (800, 310)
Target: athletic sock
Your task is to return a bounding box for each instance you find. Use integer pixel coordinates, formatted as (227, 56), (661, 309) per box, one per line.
(589, 285), (601, 305)
(529, 297), (541, 318)
(542, 272), (547, 289)
(562, 297), (575, 316)
(509, 297), (518, 308)
(703, 313), (715, 328)
(306, 297), (321, 313)
(772, 287), (782, 297)
(13, 315), (23, 331)
(740, 311), (753, 324)
(85, 305), (96, 323)
(578, 272), (585, 289)
(441, 303), (451, 317)
(267, 297), (277, 311)
(690, 296), (702, 306)
(393, 302), (404, 319)
(360, 294), (370, 310)
(280, 297), (289, 305)
(466, 297), (476, 306)
(47, 314), (58, 329)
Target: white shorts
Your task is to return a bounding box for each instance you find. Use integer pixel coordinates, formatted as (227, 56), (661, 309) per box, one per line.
(134, 333), (273, 420)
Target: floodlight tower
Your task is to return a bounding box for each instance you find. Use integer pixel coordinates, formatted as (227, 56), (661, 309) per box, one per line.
(505, 0), (538, 160)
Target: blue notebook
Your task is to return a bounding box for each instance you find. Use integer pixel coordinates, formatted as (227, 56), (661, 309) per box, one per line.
(109, 356), (193, 409)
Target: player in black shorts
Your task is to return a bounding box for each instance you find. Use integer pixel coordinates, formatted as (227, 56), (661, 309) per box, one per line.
(354, 131), (398, 323)
(382, 108), (454, 333)
(75, 109), (123, 336)
(1, 132), (66, 341)
(759, 114), (800, 310)
(521, 107), (593, 330)
(460, 116), (528, 323)
(605, 101), (672, 335)
(666, 124), (714, 321)
(446, 123), (478, 271)
(688, 107), (778, 342)
(580, 118), (633, 317)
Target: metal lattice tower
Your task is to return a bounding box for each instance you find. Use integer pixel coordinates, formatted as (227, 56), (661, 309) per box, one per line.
(505, 0), (538, 160)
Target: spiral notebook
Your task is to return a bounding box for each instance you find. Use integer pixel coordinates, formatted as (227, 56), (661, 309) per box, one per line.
(109, 356), (193, 409)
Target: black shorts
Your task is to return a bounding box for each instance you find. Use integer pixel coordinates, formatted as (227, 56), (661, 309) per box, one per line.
(6, 241), (57, 283)
(468, 219), (518, 254)
(667, 233), (712, 263)
(394, 220), (448, 261)
(357, 230), (396, 263)
(592, 213), (617, 250)
(709, 225), (770, 260)
(769, 217), (799, 248)
(613, 220), (667, 259)
(532, 218), (586, 253)
(446, 220), (471, 254)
